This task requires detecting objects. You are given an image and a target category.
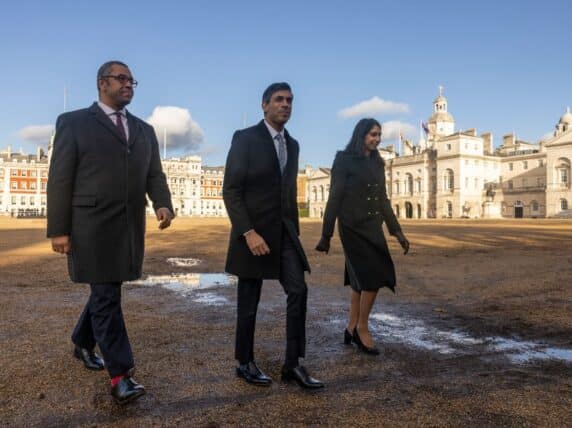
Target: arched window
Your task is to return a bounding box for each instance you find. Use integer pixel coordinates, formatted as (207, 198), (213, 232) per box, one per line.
(443, 169), (454, 191)
(405, 173), (413, 195)
(415, 178), (422, 194)
(556, 158), (570, 187)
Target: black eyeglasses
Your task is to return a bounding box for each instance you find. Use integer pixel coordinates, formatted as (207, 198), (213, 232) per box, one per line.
(102, 74), (138, 87)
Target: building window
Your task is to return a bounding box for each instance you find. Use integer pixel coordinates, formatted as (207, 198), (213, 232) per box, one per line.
(11, 182), (17, 189)
(446, 144), (451, 151)
(531, 201), (539, 212)
(465, 177), (469, 189)
(31, 171), (37, 178)
(560, 168), (568, 184)
(474, 178), (479, 189)
(21, 182), (27, 190)
(508, 180), (513, 190)
(406, 174), (413, 195)
(11, 196), (16, 205)
(509, 163), (513, 171)
(11, 170), (18, 176)
(20, 196), (26, 205)
(443, 169), (454, 191)
(523, 161), (528, 170)
(29, 196), (35, 205)
(522, 178), (527, 187)
(561, 199), (569, 211)
(538, 159), (544, 167)
(41, 182), (46, 190)
(394, 181), (400, 194)
(22, 170), (27, 177)
(537, 178), (543, 187)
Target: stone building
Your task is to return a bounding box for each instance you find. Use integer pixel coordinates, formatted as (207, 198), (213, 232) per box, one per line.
(200, 166), (226, 217)
(307, 88), (571, 219)
(0, 146), (49, 217)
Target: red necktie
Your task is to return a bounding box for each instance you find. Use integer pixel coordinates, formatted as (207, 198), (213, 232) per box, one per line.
(114, 112), (127, 141)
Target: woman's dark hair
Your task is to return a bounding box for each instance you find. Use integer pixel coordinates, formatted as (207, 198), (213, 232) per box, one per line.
(344, 118), (384, 163)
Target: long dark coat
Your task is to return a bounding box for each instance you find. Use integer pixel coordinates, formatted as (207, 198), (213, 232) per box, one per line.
(321, 151), (402, 291)
(47, 103), (173, 283)
(223, 120), (310, 279)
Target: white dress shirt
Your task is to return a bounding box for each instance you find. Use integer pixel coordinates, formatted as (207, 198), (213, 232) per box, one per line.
(264, 120), (287, 166)
(98, 101), (129, 141)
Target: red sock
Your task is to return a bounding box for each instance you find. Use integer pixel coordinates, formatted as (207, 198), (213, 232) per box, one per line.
(111, 375), (125, 387)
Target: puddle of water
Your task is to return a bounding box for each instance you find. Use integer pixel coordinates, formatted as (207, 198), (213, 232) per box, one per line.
(166, 257), (202, 267)
(330, 312), (572, 365)
(129, 273), (236, 296)
(486, 337), (572, 364)
(192, 292), (229, 306)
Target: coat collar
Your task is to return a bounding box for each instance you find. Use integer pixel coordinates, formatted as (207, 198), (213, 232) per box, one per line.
(255, 120), (295, 180)
(89, 102), (139, 146)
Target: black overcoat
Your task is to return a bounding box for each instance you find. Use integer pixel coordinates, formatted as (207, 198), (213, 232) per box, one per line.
(321, 151), (402, 291)
(223, 120), (310, 279)
(47, 103), (173, 283)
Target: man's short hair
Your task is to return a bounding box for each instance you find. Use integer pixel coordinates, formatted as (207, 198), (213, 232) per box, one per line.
(262, 82), (292, 104)
(97, 60), (129, 89)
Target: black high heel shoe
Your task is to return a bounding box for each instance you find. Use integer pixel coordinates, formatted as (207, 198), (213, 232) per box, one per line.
(344, 328), (353, 345)
(352, 328), (380, 355)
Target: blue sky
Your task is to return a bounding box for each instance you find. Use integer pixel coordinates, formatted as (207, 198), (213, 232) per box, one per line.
(1, 0), (570, 167)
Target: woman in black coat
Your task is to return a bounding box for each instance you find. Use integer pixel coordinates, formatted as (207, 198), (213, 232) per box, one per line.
(316, 118), (409, 355)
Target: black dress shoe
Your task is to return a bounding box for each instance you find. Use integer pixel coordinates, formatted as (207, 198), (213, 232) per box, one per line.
(73, 346), (105, 370)
(352, 328), (380, 355)
(281, 365), (324, 389)
(236, 361), (272, 386)
(111, 377), (146, 405)
(344, 328), (353, 345)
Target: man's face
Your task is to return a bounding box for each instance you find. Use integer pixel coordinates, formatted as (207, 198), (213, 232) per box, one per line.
(262, 90), (293, 127)
(98, 64), (134, 109)
(364, 125), (382, 153)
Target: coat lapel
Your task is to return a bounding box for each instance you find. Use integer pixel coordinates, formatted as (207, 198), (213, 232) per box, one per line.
(89, 102), (127, 145)
(256, 120), (282, 173)
(126, 112), (140, 147)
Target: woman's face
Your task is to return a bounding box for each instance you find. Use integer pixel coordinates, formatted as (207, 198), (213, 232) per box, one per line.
(364, 125), (382, 154)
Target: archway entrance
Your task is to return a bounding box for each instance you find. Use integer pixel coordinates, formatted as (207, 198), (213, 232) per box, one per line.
(405, 202), (413, 219)
(514, 201), (523, 218)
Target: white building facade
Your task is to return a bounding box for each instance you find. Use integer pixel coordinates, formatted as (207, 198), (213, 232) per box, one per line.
(307, 89), (572, 219)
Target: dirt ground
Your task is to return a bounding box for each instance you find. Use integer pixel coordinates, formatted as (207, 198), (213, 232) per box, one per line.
(1, 217), (571, 427)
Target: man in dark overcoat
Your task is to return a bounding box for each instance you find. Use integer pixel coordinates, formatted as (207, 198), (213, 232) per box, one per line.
(223, 82), (323, 389)
(47, 60), (174, 404)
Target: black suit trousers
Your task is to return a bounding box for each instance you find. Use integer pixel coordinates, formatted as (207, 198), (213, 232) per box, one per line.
(235, 228), (308, 367)
(71, 283), (134, 377)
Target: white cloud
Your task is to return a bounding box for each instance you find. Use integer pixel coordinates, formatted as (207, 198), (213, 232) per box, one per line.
(146, 106), (204, 152)
(381, 120), (417, 141)
(338, 96), (410, 119)
(17, 125), (54, 142)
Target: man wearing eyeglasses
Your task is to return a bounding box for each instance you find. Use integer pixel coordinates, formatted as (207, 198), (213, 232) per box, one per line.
(47, 60), (174, 405)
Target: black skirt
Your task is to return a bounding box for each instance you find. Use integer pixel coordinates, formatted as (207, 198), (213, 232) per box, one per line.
(339, 220), (396, 292)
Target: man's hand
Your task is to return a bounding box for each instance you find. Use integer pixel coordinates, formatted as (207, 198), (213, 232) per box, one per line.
(244, 230), (270, 256)
(156, 207), (174, 230)
(395, 231), (410, 255)
(51, 235), (71, 254)
(315, 236), (331, 254)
